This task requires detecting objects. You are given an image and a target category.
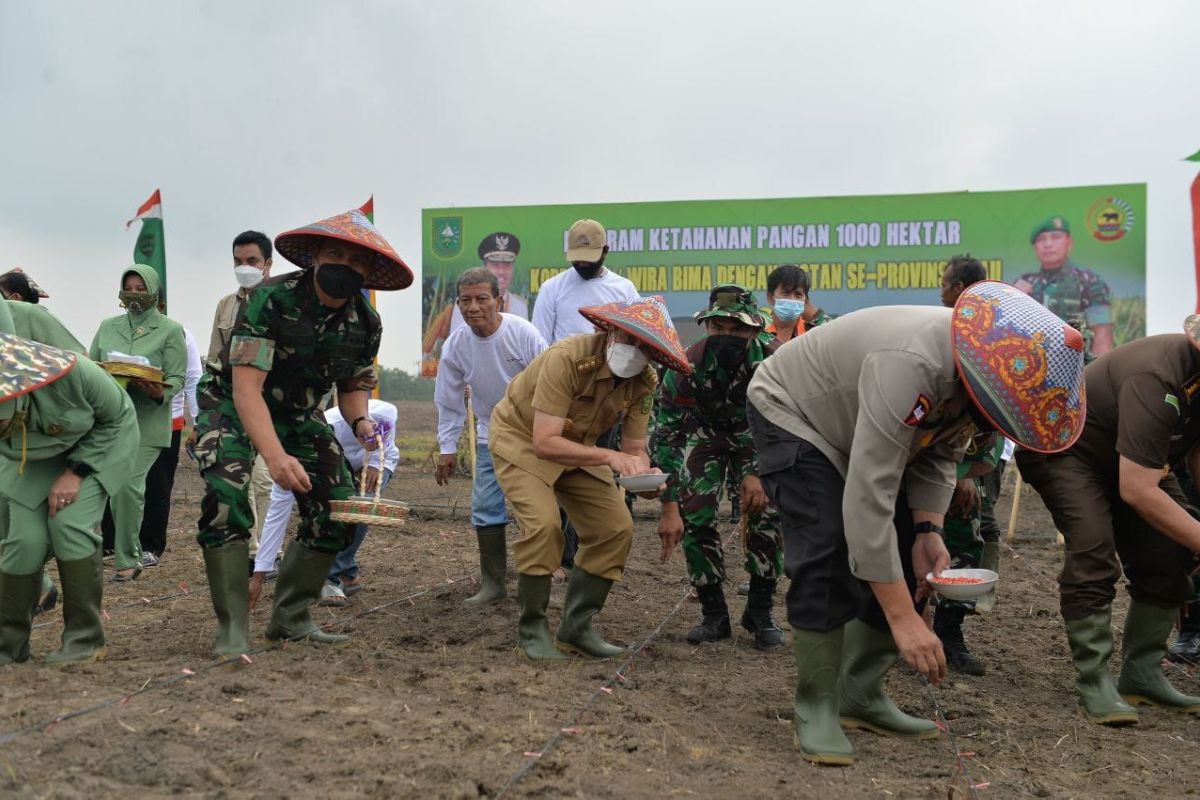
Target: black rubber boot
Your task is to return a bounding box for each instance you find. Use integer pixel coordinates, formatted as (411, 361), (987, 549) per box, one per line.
(933, 601), (986, 676)
(0, 569), (40, 664)
(264, 541), (349, 645)
(686, 583), (731, 644)
(1168, 600), (1200, 664)
(740, 576), (785, 650)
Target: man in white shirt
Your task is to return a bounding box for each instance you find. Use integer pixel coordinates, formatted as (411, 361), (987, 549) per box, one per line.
(532, 219), (641, 577)
(139, 325), (203, 564)
(532, 219), (639, 345)
(436, 267), (547, 606)
(250, 399), (401, 608)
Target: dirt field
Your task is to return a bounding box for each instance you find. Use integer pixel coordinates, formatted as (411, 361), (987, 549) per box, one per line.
(2, 401), (1199, 799)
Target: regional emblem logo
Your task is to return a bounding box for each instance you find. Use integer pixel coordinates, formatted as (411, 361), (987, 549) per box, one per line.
(431, 216), (464, 259)
(1085, 197), (1135, 243)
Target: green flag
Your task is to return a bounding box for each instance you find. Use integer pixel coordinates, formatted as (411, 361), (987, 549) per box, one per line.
(1186, 148), (1200, 162)
(126, 189), (167, 308)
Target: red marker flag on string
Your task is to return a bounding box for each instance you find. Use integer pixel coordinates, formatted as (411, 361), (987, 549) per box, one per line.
(1188, 149), (1200, 314)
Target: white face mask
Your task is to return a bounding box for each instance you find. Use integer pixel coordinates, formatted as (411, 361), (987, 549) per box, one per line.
(606, 341), (650, 378)
(234, 265), (265, 289)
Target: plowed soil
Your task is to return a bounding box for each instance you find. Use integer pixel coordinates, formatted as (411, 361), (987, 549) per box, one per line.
(2, 402), (1198, 799)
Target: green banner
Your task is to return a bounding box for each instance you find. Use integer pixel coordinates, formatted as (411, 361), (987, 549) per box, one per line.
(421, 184), (1145, 376)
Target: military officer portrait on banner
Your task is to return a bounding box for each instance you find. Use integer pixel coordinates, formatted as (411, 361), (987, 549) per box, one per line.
(1014, 214), (1114, 360)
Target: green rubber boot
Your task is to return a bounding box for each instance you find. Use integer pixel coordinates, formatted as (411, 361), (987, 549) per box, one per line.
(792, 627), (854, 765)
(464, 525), (508, 607)
(264, 541), (349, 645)
(555, 566), (625, 659)
(517, 573), (566, 661)
(0, 569), (40, 665)
(839, 620), (940, 739)
(203, 540), (251, 656)
(46, 550), (107, 665)
(1064, 610), (1139, 725)
(1117, 600), (1200, 713)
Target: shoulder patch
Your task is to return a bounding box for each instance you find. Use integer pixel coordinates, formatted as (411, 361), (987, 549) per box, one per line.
(641, 394), (653, 415)
(904, 394), (932, 426)
(1165, 393), (1182, 416)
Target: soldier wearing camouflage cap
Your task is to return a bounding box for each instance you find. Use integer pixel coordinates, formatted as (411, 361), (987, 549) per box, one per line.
(1014, 215), (1114, 360)
(193, 207), (412, 656)
(656, 284), (786, 650)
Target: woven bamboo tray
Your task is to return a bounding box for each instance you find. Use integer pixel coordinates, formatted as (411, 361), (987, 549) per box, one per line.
(100, 361), (169, 385)
(330, 435), (408, 528)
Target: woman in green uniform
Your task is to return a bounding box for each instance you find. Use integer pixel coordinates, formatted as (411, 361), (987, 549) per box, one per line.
(89, 265), (186, 580)
(0, 301), (139, 665)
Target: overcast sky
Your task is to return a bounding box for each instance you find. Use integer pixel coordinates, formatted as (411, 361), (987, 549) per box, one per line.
(2, 1), (1198, 372)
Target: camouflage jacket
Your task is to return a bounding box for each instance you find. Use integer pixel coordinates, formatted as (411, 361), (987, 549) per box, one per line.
(956, 430), (1003, 480)
(198, 270), (381, 421)
(655, 335), (777, 502)
(1015, 263), (1112, 352)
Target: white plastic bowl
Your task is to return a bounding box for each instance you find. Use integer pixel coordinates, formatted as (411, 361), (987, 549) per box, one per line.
(926, 568), (999, 601)
(615, 473), (669, 492)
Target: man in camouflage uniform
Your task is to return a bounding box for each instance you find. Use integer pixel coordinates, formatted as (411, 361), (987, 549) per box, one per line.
(657, 285), (785, 650)
(194, 208), (411, 656)
(1014, 215), (1114, 361)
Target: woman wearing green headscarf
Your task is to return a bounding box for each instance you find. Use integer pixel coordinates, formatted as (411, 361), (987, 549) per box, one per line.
(89, 265), (186, 580)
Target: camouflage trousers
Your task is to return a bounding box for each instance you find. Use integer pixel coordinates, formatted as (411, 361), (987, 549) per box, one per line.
(194, 399), (354, 554)
(678, 433), (782, 586)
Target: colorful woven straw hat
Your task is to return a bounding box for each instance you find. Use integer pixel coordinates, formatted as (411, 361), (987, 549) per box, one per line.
(694, 284), (765, 328)
(275, 209), (413, 291)
(0, 332), (77, 404)
(952, 280), (1086, 453)
(579, 295), (693, 374)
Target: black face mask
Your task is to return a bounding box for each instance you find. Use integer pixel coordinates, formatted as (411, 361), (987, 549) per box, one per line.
(315, 263), (365, 299)
(707, 335), (748, 371)
(572, 260), (604, 280)
(966, 398), (996, 433)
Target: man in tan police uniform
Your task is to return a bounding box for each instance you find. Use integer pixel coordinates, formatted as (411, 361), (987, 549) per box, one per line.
(747, 282), (1086, 766)
(489, 295), (692, 661)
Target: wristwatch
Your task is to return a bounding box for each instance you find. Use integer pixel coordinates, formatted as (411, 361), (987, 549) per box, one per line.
(66, 460), (96, 478)
(914, 521), (944, 536)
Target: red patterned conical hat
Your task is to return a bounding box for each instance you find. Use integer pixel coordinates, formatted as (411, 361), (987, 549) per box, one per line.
(275, 209), (413, 291)
(952, 281), (1085, 454)
(578, 295), (692, 375)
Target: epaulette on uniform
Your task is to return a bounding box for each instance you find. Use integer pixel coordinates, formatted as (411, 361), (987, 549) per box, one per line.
(575, 354), (604, 374)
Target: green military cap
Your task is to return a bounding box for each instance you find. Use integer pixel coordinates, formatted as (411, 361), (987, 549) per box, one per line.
(1030, 215), (1071, 244)
(694, 283), (764, 328)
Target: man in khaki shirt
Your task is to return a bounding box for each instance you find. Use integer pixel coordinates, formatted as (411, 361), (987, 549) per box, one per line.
(490, 296), (691, 662)
(202, 230), (275, 565)
(747, 282), (1085, 766)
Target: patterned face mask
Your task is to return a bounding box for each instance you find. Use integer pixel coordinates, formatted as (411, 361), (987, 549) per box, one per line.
(120, 290), (158, 314)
